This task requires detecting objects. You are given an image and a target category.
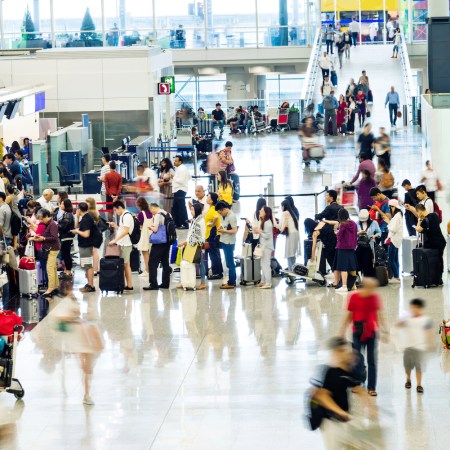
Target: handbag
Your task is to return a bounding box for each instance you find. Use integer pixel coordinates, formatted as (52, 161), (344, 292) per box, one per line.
(175, 247), (183, 266)
(0, 310), (23, 336)
(97, 217), (109, 233)
(182, 244), (202, 264)
(226, 162), (235, 174)
(253, 244), (264, 258)
(366, 110), (371, 118)
(105, 243), (121, 258)
(242, 243), (253, 258)
(24, 241), (35, 258)
(19, 257), (36, 270)
(149, 225), (167, 244)
(437, 180), (443, 191)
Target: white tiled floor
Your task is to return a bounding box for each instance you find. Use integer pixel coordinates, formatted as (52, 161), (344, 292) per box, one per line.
(0, 45), (448, 450)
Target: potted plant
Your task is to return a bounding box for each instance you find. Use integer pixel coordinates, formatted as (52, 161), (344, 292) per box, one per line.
(21, 7), (48, 48)
(79, 8), (103, 47)
(288, 105), (300, 130)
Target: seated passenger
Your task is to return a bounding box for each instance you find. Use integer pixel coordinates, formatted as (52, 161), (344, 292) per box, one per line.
(304, 189), (342, 238)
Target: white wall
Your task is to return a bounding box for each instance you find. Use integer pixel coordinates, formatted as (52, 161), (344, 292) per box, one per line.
(0, 112), (40, 148)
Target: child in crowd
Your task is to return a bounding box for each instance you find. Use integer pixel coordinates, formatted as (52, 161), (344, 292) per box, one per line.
(395, 298), (433, 393)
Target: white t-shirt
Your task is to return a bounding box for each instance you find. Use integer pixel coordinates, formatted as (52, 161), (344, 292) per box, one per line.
(322, 81), (333, 96)
(319, 55), (332, 70)
(403, 315), (433, 351)
(421, 168), (438, 192)
(100, 164), (110, 194)
(117, 211), (134, 246)
(37, 196), (53, 212)
(420, 198), (434, 214)
(172, 164), (191, 193)
(394, 33), (401, 45)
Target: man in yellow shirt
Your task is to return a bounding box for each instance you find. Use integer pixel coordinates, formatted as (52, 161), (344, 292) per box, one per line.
(204, 193), (223, 280)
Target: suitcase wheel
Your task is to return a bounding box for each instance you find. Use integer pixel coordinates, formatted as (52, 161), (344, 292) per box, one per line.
(14, 389), (24, 400)
(240, 281), (247, 286)
(286, 277), (295, 286)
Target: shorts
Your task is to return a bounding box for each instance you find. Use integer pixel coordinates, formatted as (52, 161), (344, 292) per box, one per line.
(79, 246), (93, 270)
(120, 245), (132, 263)
(403, 348), (424, 371)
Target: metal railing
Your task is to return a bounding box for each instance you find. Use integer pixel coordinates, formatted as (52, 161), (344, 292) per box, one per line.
(300, 29), (322, 113)
(398, 29), (416, 125)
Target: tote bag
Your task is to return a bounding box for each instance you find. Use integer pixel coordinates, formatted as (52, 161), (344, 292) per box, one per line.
(149, 225), (167, 245)
(182, 244), (202, 264)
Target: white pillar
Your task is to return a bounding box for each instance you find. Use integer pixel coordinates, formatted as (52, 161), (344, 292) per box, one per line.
(428, 0), (449, 17)
(0, 1), (4, 49)
(226, 73), (257, 102)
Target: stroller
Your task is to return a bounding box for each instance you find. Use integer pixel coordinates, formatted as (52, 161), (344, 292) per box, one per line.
(0, 323), (25, 399)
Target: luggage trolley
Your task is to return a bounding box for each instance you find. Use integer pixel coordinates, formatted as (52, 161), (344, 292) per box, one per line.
(0, 325), (25, 400)
(276, 108), (290, 132)
(337, 182), (358, 215)
(280, 240), (326, 286)
(249, 112), (272, 135)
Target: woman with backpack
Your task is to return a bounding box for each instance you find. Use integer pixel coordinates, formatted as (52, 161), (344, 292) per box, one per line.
(58, 198), (75, 280)
(356, 209), (380, 278)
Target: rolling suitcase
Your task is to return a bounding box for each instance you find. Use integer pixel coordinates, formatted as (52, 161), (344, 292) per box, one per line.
(402, 236), (416, 274)
(375, 265), (388, 287)
(130, 247), (140, 273)
(99, 257), (125, 294)
(198, 119), (214, 136)
(180, 260), (196, 290)
(20, 296), (39, 324)
(239, 256), (261, 286)
(18, 268), (38, 296)
(36, 261), (46, 288)
(304, 239), (313, 265)
(412, 248), (441, 288)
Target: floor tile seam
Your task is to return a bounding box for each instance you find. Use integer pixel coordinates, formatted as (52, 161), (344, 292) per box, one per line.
(148, 333), (208, 450)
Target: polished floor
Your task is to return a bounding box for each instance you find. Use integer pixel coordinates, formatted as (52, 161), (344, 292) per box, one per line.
(1, 48), (449, 450)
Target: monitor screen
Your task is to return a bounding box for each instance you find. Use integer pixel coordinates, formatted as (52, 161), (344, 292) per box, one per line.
(5, 100), (21, 120)
(35, 92), (46, 112)
(0, 103), (8, 122)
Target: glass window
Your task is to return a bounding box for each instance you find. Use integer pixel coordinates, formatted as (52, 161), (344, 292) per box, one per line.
(104, 0), (153, 47)
(53, 0), (102, 48)
(266, 75), (304, 106)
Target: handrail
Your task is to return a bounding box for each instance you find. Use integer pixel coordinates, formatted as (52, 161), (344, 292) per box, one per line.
(398, 29), (415, 125)
(300, 29), (323, 109)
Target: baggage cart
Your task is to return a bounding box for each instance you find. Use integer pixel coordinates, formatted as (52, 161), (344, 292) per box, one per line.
(0, 325), (25, 399)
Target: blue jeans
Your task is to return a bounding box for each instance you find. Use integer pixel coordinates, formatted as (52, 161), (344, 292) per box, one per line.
(214, 120), (224, 132)
(221, 243), (236, 286)
(353, 332), (378, 391)
(197, 252), (206, 283)
(388, 244), (399, 278)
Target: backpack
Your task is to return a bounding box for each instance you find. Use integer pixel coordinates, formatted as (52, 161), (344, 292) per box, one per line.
(20, 165), (33, 185)
(323, 95), (333, 111)
(10, 210), (22, 236)
(90, 222), (103, 249)
(124, 212), (141, 245)
(426, 198), (442, 223)
(369, 199), (389, 224)
(161, 212), (177, 245)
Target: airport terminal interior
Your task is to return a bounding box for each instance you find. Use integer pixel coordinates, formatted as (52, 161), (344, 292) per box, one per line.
(0, 0), (449, 449)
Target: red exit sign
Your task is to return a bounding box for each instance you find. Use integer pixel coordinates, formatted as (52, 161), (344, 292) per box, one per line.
(158, 83), (171, 95)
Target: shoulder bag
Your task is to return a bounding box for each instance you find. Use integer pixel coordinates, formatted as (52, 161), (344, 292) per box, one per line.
(253, 244), (264, 258)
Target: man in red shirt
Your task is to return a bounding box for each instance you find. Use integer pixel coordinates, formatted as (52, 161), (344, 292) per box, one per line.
(104, 160), (122, 220)
(339, 278), (388, 397)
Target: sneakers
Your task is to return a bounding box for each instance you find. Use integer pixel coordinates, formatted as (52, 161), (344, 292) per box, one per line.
(139, 271), (149, 278)
(80, 285), (95, 293)
(83, 396), (95, 406)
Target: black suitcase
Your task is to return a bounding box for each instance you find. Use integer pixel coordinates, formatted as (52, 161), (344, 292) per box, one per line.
(130, 247), (140, 273)
(304, 239), (313, 265)
(375, 265), (388, 287)
(412, 248), (441, 288)
(99, 257), (125, 294)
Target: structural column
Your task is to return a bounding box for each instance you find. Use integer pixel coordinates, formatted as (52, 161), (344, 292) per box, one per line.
(428, 0), (449, 18)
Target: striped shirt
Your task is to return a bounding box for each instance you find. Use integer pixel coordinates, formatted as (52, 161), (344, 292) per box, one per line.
(100, 164), (110, 194)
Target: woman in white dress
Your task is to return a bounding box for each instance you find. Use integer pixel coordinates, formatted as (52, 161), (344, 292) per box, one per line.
(136, 196), (153, 278)
(279, 199), (300, 270)
(253, 206), (275, 289)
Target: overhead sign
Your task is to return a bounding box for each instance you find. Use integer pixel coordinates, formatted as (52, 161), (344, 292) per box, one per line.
(160, 76), (175, 93)
(158, 83), (171, 95)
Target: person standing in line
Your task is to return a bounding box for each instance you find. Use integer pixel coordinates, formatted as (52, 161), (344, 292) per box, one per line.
(415, 204), (446, 285)
(311, 337), (370, 449)
(325, 24), (335, 54)
(395, 298), (433, 394)
(36, 188), (55, 213)
(391, 28), (401, 58)
(108, 201), (135, 292)
(336, 36), (346, 69)
(404, 185), (434, 218)
(369, 187), (391, 245)
(336, 94), (348, 134)
(142, 161), (159, 192)
(58, 198), (75, 280)
(104, 160), (122, 221)
(172, 155), (191, 229)
(420, 160), (440, 201)
(355, 90), (368, 128)
(380, 199), (403, 283)
(215, 201), (238, 290)
(279, 199), (300, 270)
(385, 86), (400, 128)
(322, 90), (339, 136)
(0, 192), (12, 246)
(144, 203), (172, 291)
(31, 208), (60, 298)
(347, 96), (357, 135)
(98, 153), (111, 218)
(136, 196), (153, 280)
(339, 278), (389, 397)
(204, 193), (224, 280)
(349, 17), (360, 46)
(401, 179), (418, 236)
(318, 52), (333, 79)
(252, 206), (274, 289)
(158, 158), (175, 213)
(217, 170), (233, 206)
(356, 209), (380, 278)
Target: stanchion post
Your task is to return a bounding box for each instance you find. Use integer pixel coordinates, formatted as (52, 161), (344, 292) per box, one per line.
(314, 193), (318, 215)
(193, 146), (198, 179)
(403, 105), (408, 126)
(268, 176), (275, 209)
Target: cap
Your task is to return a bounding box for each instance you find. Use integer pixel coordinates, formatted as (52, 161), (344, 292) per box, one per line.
(388, 199), (400, 209)
(358, 209), (369, 221)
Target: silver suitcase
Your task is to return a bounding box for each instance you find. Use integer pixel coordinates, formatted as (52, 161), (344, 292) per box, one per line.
(402, 236), (417, 274)
(197, 119), (214, 136)
(309, 145), (325, 158)
(239, 256), (261, 286)
(18, 268), (38, 295)
(20, 297), (39, 324)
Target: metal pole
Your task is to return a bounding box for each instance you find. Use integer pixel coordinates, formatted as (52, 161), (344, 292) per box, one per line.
(255, 0), (259, 48)
(268, 175), (275, 209)
(193, 146), (198, 179)
(0, 0), (4, 49)
(152, 0), (156, 38)
(403, 105), (408, 126)
(314, 193), (318, 215)
(101, 0), (106, 47)
(50, 0), (55, 48)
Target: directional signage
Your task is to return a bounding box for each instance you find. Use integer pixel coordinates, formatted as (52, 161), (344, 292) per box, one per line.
(158, 82), (171, 95)
(160, 76), (175, 93)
